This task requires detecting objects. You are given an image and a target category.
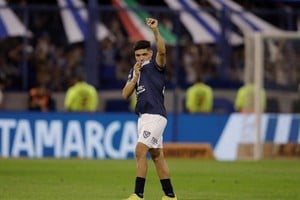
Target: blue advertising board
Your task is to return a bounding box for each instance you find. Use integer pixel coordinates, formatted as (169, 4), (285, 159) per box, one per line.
(0, 112), (299, 160)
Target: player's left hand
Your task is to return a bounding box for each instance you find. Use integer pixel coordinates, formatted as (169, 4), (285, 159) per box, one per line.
(146, 18), (158, 30)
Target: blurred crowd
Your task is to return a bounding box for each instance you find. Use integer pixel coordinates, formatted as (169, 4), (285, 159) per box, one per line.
(0, 4), (243, 93)
(0, 0), (299, 95)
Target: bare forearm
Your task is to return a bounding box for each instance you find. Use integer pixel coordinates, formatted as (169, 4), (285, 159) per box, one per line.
(153, 29), (166, 56)
(147, 18), (166, 67)
(122, 77), (138, 99)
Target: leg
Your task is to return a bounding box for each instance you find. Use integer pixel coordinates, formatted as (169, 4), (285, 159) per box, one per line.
(149, 148), (170, 179)
(135, 142), (150, 177)
(150, 148), (176, 198)
(130, 142), (149, 199)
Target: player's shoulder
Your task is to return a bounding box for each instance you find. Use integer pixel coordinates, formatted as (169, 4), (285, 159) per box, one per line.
(151, 60), (165, 71)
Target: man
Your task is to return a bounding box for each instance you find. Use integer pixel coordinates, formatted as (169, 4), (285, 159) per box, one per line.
(122, 18), (177, 200)
(185, 76), (213, 113)
(28, 83), (55, 112)
(64, 73), (98, 112)
(235, 82), (266, 113)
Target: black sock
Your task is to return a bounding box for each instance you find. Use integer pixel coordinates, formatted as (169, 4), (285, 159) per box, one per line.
(134, 177), (145, 198)
(160, 179), (175, 197)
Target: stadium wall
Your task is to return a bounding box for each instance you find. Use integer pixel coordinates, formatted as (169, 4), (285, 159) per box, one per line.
(2, 90), (298, 113)
(0, 112), (299, 160)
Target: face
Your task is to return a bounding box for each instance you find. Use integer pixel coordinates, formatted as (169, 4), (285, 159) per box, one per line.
(134, 49), (153, 63)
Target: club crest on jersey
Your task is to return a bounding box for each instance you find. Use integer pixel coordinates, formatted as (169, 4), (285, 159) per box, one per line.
(143, 130), (151, 138)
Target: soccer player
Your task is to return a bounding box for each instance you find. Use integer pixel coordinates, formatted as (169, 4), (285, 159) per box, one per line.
(122, 18), (177, 200)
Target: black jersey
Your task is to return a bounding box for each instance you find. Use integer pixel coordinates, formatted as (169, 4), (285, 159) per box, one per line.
(127, 59), (166, 118)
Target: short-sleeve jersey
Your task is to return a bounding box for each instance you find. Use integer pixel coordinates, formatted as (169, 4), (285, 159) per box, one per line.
(127, 60), (166, 118)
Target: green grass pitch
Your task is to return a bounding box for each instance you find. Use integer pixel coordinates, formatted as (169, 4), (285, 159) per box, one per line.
(0, 158), (300, 200)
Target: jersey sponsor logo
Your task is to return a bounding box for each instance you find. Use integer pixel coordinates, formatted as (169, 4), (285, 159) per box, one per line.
(143, 130), (151, 138)
(137, 85), (146, 95)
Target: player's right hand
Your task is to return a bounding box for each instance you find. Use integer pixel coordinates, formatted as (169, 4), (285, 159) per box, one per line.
(133, 61), (142, 79)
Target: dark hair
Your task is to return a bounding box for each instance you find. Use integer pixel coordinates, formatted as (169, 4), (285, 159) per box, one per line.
(69, 69), (85, 82)
(133, 40), (151, 51)
(195, 75), (203, 83)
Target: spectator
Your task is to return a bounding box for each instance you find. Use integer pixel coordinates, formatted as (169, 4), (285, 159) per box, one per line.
(185, 76), (213, 113)
(28, 83), (55, 112)
(64, 73), (98, 112)
(182, 43), (199, 85)
(234, 81), (267, 113)
(115, 44), (132, 83)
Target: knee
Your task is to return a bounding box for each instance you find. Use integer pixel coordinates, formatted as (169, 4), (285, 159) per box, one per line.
(135, 142), (149, 159)
(150, 149), (162, 162)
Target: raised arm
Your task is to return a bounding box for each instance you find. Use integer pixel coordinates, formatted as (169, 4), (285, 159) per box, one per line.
(146, 18), (166, 68)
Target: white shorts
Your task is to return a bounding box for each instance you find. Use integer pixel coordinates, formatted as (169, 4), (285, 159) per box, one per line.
(137, 113), (167, 148)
